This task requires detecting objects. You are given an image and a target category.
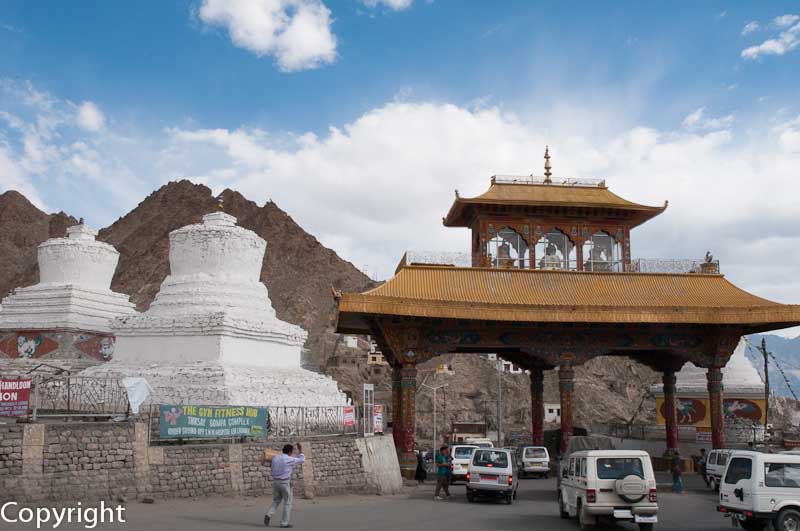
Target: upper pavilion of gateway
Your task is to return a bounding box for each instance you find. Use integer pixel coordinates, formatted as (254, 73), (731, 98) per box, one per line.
(335, 147), (800, 477)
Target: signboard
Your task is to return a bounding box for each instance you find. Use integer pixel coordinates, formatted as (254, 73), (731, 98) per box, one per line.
(159, 405), (268, 438)
(343, 406), (356, 427)
(696, 430), (712, 443)
(0, 378), (32, 417)
(373, 405), (384, 433)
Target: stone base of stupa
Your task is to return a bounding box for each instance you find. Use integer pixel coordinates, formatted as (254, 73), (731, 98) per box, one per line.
(81, 362), (347, 408)
(111, 333), (302, 367)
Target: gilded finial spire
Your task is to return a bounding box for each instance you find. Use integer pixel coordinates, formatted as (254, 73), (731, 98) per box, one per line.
(543, 146), (552, 184)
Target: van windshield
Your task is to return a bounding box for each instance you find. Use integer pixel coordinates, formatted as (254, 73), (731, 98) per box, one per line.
(473, 450), (509, 468)
(453, 447), (476, 459)
(596, 457), (644, 479)
(525, 448), (547, 459)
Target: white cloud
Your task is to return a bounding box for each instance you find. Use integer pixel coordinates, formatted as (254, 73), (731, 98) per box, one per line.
(361, 0), (413, 10)
(741, 21), (759, 35)
(741, 19), (800, 60)
(772, 14), (800, 29)
(75, 101), (105, 131)
(197, 0), (336, 72)
(681, 107), (735, 131)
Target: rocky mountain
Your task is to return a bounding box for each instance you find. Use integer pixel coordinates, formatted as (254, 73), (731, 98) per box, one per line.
(0, 190), (76, 300)
(747, 334), (800, 399)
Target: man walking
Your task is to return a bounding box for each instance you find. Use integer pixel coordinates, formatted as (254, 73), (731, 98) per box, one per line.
(265, 443), (305, 528)
(434, 446), (452, 500)
(697, 448), (708, 487)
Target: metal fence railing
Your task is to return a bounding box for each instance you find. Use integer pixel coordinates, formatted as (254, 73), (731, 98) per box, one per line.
(627, 258), (720, 274)
(29, 375), (130, 419)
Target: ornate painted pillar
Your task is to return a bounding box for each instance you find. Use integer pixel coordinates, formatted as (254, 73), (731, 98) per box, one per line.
(391, 365), (403, 451)
(707, 367), (725, 449)
(558, 364), (575, 456)
(530, 367), (545, 446)
(662, 369), (679, 452)
(397, 363), (418, 478)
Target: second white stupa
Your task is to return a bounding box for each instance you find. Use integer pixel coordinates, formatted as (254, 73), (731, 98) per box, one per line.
(85, 211), (346, 407)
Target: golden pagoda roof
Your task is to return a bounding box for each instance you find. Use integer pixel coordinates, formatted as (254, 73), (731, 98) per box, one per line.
(337, 265), (800, 333)
(443, 179), (667, 227)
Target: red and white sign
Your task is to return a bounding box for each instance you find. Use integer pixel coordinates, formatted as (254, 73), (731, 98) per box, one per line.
(373, 405), (384, 433)
(343, 406), (356, 427)
(0, 378), (32, 417)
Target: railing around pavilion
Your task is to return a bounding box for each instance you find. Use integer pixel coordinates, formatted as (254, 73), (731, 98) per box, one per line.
(626, 258), (720, 274)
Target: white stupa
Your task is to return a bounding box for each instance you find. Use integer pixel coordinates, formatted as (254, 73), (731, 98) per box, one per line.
(651, 338), (765, 397)
(84, 211), (346, 407)
(0, 223), (135, 365)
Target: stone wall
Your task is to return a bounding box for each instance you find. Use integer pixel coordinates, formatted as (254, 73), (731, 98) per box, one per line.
(0, 421), (401, 503)
(0, 425), (23, 479)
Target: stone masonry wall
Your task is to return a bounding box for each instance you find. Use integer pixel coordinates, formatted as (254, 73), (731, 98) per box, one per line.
(0, 421), (394, 503)
(0, 426), (23, 492)
(311, 439), (368, 496)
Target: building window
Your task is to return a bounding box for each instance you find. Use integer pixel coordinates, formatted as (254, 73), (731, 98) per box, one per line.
(583, 231), (622, 272)
(535, 229), (577, 271)
(486, 228), (530, 269)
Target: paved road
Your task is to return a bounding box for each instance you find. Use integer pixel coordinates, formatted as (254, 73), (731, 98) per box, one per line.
(7, 477), (734, 531)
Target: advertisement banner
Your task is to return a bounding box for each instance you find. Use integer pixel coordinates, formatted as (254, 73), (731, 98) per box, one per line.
(159, 405), (268, 438)
(343, 406), (356, 427)
(0, 378), (32, 417)
(373, 405), (384, 433)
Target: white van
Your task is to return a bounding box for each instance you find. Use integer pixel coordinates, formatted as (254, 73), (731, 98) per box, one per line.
(465, 437), (494, 448)
(517, 446), (551, 478)
(718, 450), (800, 531)
(707, 449), (732, 491)
(557, 450), (658, 531)
(450, 445), (478, 483)
(466, 448), (519, 504)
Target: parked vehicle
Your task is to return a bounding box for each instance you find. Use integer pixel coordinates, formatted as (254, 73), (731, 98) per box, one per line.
(517, 446), (551, 478)
(557, 450), (658, 531)
(718, 450), (800, 531)
(465, 437), (494, 448)
(450, 445), (478, 484)
(557, 435), (615, 489)
(466, 448), (519, 504)
(706, 449), (732, 491)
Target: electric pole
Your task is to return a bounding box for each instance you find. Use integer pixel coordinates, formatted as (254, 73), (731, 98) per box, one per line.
(761, 337), (770, 433)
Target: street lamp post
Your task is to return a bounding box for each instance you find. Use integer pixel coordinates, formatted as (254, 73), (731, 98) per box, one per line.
(421, 382), (449, 461)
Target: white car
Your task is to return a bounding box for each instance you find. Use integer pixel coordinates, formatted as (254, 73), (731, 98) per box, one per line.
(706, 449), (732, 491)
(465, 437), (494, 448)
(466, 448), (519, 504)
(558, 450), (658, 531)
(718, 450), (800, 531)
(517, 446), (551, 478)
(450, 445), (478, 483)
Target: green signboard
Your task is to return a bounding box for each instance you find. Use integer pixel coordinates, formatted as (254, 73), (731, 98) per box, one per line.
(159, 405), (269, 438)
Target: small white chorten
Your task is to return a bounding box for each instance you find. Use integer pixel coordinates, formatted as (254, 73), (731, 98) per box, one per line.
(86, 212), (346, 407)
(0, 223), (135, 364)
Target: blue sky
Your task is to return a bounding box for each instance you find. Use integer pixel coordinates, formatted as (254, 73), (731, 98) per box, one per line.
(1, 1), (800, 325)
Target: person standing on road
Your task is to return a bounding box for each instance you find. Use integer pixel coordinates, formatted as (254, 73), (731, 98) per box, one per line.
(697, 448), (708, 487)
(671, 450), (684, 494)
(265, 443), (305, 528)
(415, 448), (428, 484)
(434, 446), (452, 500)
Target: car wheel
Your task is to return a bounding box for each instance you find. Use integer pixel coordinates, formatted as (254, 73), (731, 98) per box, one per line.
(558, 492), (569, 519)
(708, 477), (717, 491)
(505, 494), (513, 505)
(638, 524), (654, 531)
(513, 489), (518, 500)
(544, 473), (549, 479)
(778, 508), (800, 531)
(466, 490), (475, 504)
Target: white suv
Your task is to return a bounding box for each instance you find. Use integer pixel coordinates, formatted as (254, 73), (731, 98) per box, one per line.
(718, 450), (800, 531)
(558, 450), (658, 531)
(706, 448), (732, 491)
